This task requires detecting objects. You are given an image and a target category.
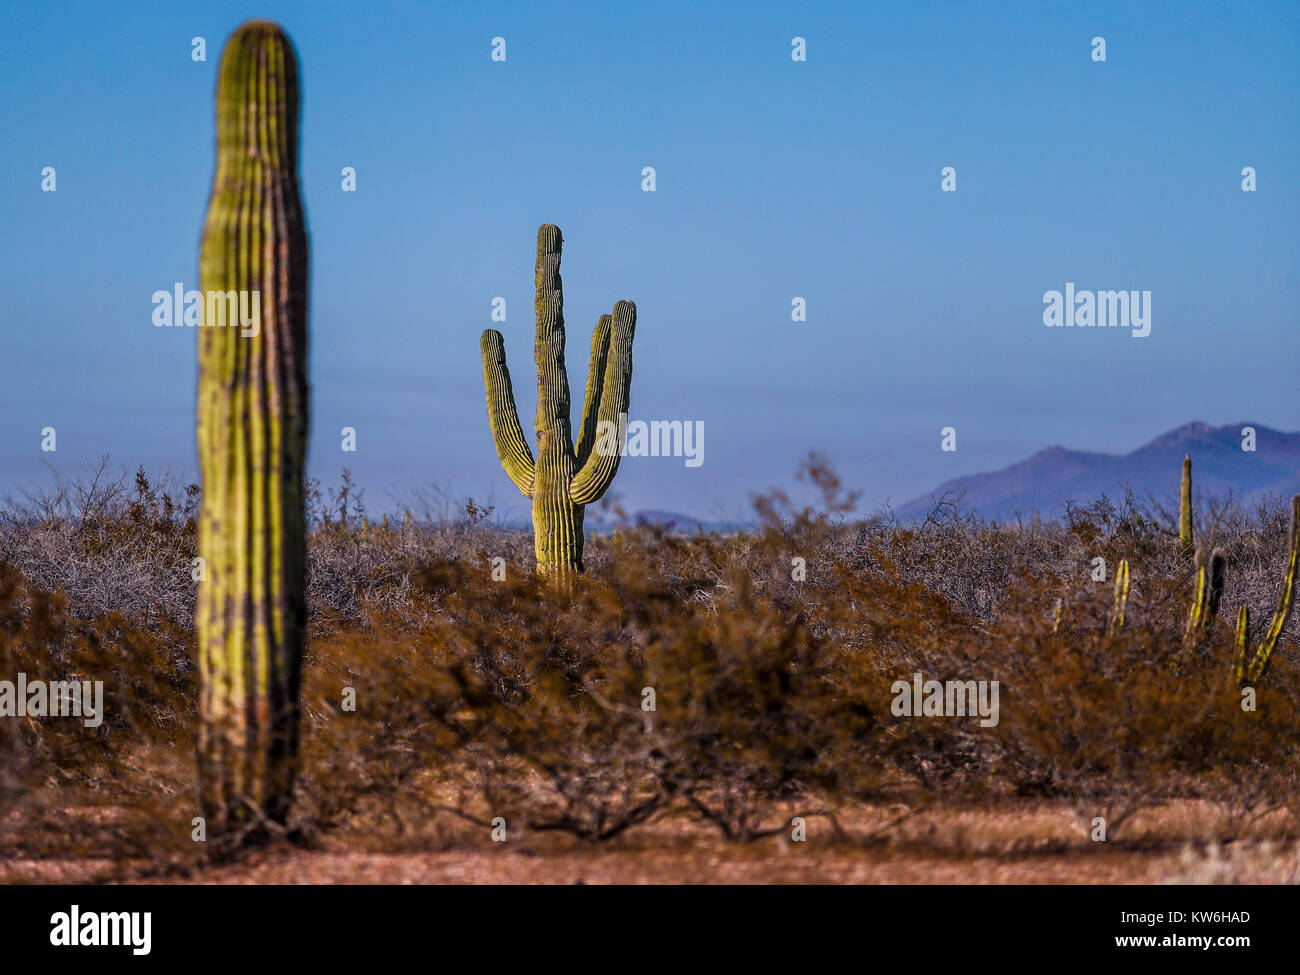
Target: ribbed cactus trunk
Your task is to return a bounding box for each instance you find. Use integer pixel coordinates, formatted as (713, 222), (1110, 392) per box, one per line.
(531, 226), (585, 582)
(196, 21), (309, 853)
(1179, 454), (1194, 553)
(481, 225), (636, 583)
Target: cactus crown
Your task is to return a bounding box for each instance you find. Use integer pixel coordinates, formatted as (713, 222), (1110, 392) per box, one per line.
(213, 22), (300, 168)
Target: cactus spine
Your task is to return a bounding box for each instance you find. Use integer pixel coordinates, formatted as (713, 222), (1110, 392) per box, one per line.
(1239, 496), (1300, 686)
(196, 21), (309, 852)
(1179, 454), (1194, 554)
(481, 225), (636, 581)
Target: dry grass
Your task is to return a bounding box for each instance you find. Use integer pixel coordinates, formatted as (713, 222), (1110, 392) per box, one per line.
(2, 457), (1298, 883)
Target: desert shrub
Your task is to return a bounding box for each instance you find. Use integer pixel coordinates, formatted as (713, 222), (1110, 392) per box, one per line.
(287, 543), (885, 844)
(986, 574), (1300, 839)
(1, 459), (1298, 873)
(0, 560), (197, 876)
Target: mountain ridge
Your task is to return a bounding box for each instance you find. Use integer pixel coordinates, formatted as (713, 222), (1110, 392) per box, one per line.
(896, 421), (1300, 522)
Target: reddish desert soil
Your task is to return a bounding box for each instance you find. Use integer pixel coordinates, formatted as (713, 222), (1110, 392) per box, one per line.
(154, 846), (1199, 884)
(3, 800), (1293, 884)
(0, 846), (1207, 885)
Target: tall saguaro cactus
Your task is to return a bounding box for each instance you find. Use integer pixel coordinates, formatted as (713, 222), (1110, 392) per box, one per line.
(196, 21), (309, 852)
(481, 225), (636, 581)
(1179, 454), (1194, 554)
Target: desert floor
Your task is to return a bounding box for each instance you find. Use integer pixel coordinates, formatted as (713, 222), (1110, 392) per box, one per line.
(3, 799), (1294, 884)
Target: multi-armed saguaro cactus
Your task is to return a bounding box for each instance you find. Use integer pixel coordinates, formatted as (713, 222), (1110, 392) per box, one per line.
(196, 21), (309, 852)
(1173, 456), (1225, 655)
(1183, 547), (1226, 651)
(480, 225), (636, 582)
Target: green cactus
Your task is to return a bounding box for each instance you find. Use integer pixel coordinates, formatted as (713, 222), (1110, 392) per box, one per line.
(1184, 547), (1225, 650)
(1206, 548), (1226, 621)
(480, 225), (636, 582)
(1233, 606), (1250, 686)
(195, 21), (309, 852)
(1240, 495), (1300, 686)
(1109, 558), (1130, 632)
(1179, 454), (1194, 554)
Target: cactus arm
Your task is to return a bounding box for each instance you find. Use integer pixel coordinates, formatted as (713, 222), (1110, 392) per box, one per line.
(1186, 558), (1208, 634)
(1179, 454), (1194, 552)
(480, 329), (535, 498)
(1110, 559), (1130, 632)
(573, 313), (613, 468)
(1205, 548), (1226, 621)
(1246, 495), (1300, 684)
(1180, 547), (1225, 665)
(1234, 607), (1250, 686)
(570, 300), (637, 506)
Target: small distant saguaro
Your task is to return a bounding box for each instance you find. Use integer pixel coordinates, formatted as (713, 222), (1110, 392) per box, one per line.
(195, 20), (310, 856)
(480, 225), (636, 584)
(1179, 455), (1194, 554)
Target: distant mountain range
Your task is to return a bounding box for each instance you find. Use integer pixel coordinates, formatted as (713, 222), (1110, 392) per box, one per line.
(896, 422), (1300, 523)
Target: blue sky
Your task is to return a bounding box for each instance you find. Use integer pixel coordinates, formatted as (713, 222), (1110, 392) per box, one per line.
(2, 0), (1297, 521)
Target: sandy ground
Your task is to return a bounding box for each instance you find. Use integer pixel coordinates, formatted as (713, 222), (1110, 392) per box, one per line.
(3, 799), (1295, 884)
(0, 847), (1210, 885)
(141, 846), (1204, 884)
